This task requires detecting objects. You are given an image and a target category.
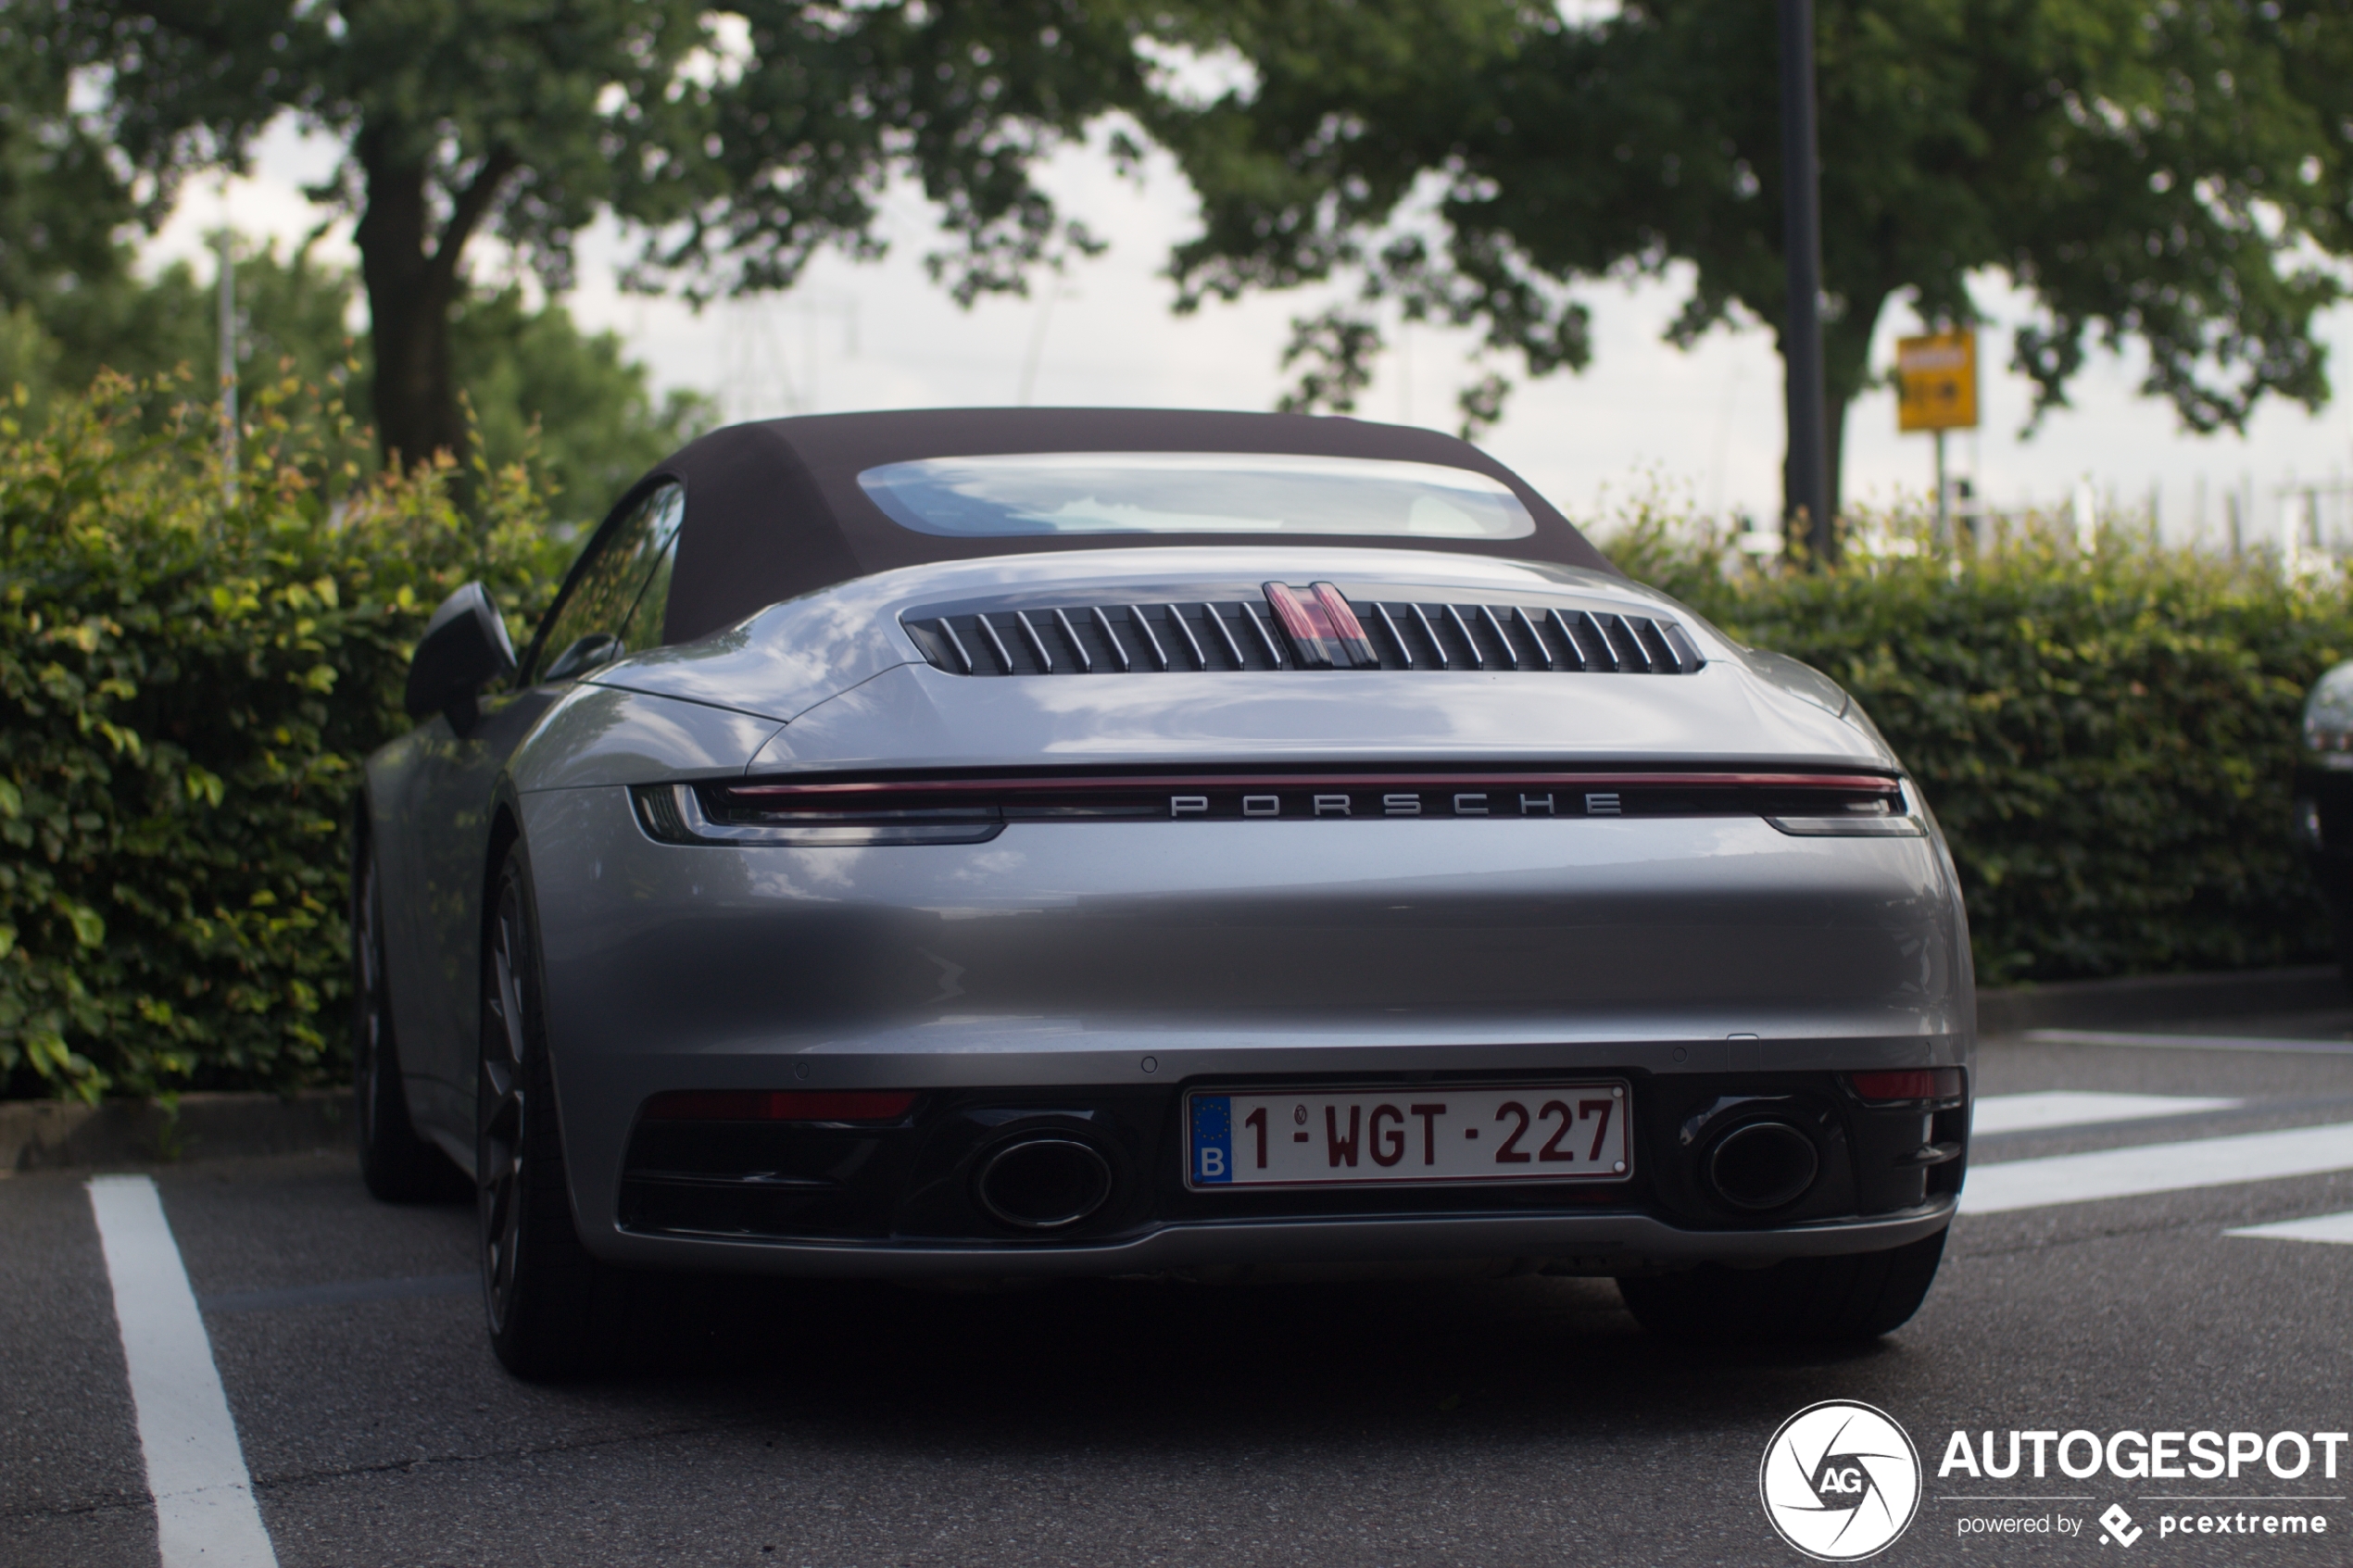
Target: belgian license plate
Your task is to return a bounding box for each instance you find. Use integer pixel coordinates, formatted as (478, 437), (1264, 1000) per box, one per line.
(1185, 1083), (1631, 1189)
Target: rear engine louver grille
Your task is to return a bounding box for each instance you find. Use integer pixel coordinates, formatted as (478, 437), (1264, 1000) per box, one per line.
(904, 586), (1704, 676)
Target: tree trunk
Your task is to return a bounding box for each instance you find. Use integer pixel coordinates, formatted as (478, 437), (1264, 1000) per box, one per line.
(1813, 286), (1888, 544)
(1780, 408), (1851, 557)
(1825, 386), (1849, 526)
(352, 126), (516, 470)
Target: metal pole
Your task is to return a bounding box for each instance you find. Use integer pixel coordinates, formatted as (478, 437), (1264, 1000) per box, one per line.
(1778, 0), (1831, 562)
(1934, 429), (1948, 546)
(216, 217), (237, 501)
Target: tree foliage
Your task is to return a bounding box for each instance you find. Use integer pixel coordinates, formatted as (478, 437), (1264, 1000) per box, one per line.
(1160, 1), (2353, 516)
(63, 0), (1160, 468)
(447, 286), (716, 525)
(0, 4), (140, 308)
(2, 237), (711, 529)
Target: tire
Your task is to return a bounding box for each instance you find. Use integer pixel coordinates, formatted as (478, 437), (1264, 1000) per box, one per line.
(354, 819), (469, 1203)
(2331, 907), (2353, 997)
(477, 840), (633, 1380)
(1615, 1227), (1948, 1345)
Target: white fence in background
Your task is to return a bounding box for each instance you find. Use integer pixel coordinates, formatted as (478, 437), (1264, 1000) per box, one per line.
(1719, 470), (2353, 575)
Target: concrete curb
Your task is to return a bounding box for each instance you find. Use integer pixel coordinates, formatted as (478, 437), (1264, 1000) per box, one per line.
(1977, 964), (2344, 1036)
(0, 1090), (352, 1174)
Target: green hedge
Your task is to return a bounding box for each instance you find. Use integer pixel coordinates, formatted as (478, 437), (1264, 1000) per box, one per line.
(0, 375), (562, 1102)
(5, 386), (2348, 1099)
(1619, 515), (2353, 987)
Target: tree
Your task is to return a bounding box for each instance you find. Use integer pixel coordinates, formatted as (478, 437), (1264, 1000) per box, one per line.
(64, 1), (1155, 468)
(0, 3), (144, 392)
(447, 286), (715, 521)
(10, 237), (711, 522)
(30, 242), (355, 406)
(1157, 1), (2353, 521)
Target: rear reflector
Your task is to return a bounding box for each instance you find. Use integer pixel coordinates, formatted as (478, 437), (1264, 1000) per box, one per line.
(640, 1090), (918, 1123)
(1847, 1069), (1964, 1103)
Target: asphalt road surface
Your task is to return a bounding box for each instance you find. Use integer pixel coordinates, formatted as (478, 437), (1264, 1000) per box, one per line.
(7, 1012), (2353, 1567)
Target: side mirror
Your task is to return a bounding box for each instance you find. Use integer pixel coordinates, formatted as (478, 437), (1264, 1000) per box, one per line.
(405, 583), (518, 732)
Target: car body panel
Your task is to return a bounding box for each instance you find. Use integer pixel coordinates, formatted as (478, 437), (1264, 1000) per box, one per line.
(511, 683), (787, 793)
(2296, 659), (2353, 939)
(366, 684), (785, 1164)
(748, 658), (1877, 775)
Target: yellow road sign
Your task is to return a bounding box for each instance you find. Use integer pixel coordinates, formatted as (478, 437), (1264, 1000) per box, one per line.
(1896, 330), (1978, 432)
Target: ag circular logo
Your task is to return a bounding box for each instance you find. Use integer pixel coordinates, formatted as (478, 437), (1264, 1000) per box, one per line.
(1758, 1399), (1922, 1561)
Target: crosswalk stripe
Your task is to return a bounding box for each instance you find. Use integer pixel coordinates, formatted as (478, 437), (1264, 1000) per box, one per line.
(1960, 1121), (2353, 1215)
(1971, 1091), (2241, 1137)
(2227, 1210), (2353, 1246)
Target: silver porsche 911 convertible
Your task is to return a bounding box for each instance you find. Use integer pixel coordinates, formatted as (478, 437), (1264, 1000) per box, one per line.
(356, 408), (1972, 1377)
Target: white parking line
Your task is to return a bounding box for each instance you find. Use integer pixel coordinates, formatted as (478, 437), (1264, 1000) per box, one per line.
(2227, 1210), (2353, 1246)
(88, 1175), (278, 1568)
(2024, 1028), (2353, 1055)
(1960, 1122), (2353, 1215)
(1971, 1091), (2242, 1136)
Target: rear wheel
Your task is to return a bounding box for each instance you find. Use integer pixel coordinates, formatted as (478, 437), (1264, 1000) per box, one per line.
(354, 822), (468, 1203)
(1615, 1227), (1947, 1344)
(2330, 903), (2353, 995)
(478, 841), (632, 1380)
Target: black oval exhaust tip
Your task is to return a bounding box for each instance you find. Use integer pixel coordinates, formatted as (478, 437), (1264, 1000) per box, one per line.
(975, 1136), (1114, 1230)
(1705, 1121), (1820, 1211)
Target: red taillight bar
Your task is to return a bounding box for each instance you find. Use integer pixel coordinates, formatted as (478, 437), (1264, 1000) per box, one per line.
(640, 1090), (918, 1123)
(725, 771), (1903, 802)
(1848, 1069), (1964, 1103)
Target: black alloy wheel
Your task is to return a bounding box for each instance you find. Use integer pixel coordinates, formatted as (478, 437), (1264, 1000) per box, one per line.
(1614, 1226), (1949, 1344)
(354, 818), (468, 1202)
(477, 841), (630, 1379)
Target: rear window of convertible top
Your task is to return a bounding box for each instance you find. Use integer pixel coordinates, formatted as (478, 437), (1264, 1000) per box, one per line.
(855, 451), (1538, 541)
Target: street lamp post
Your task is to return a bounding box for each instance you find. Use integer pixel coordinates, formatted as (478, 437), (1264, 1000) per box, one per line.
(216, 170), (238, 503)
(1779, 0), (1831, 563)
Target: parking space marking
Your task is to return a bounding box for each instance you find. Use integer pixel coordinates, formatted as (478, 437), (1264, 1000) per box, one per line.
(1971, 1090), (2242, 1136)
(1959, 1120), (2353, 1214)
(2024, 1027), (2353, 1055)
(88, 1175), (279, 1568)
(2227, 1210), (2353, 1246)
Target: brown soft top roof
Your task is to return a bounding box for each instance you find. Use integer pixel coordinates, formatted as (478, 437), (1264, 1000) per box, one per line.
(647, 407), (1616, 645)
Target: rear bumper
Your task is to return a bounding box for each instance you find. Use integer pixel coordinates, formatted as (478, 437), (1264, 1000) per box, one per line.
(595, 1065), (1969, 1275)
(585, 1197), (1959, 1279)
(516, 785), (1975, 1272)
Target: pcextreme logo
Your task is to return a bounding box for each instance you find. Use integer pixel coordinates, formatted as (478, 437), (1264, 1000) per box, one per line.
(1760, 1400), (1924, 1561)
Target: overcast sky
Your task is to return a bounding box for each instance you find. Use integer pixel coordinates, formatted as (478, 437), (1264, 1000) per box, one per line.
(152, 117), (2353, 552)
